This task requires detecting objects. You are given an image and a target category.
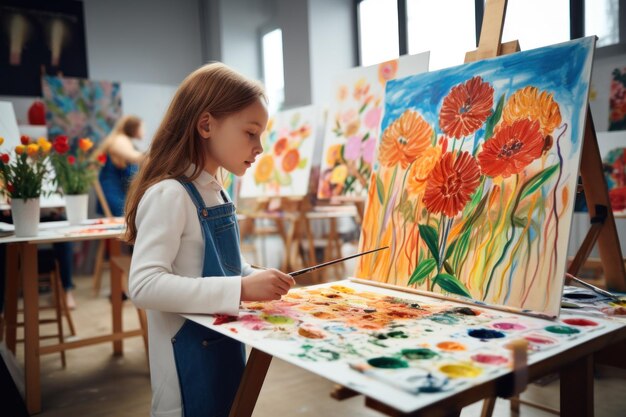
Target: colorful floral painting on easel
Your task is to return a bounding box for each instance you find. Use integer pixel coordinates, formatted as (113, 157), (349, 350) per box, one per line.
(317, 52), (429, 199)
(356, 37), (596, 317)
(602, 147), (626, 212)
(42, 76), (122, 145)
(609, 67), (626, 131)
(239, 105), (317, 198)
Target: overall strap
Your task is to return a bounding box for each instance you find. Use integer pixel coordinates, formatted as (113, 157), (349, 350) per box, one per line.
(176, 178), (207, 210)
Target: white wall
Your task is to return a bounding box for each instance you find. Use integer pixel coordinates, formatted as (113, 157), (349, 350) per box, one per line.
(307, 0), (356, 106)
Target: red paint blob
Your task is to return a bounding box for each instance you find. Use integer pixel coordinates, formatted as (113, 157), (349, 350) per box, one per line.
(524, 335), (556, 345)
(562, 318), (598, 327)
(471, 353), (508, 365)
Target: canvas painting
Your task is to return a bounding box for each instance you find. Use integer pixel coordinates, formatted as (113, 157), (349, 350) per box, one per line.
(42, 75), (122, 145)
(609, 67), (626, 131)
(185, 280), (618, 414)
(355, 37), (596, 317)
(317, 52), (430, 199)
(239, 105), (318, 198)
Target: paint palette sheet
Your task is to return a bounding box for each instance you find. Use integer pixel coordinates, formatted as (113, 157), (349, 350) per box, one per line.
(184, 280), (623, 414)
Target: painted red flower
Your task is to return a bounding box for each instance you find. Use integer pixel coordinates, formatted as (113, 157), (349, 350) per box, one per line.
(439, 76), (494, 139)
(273, 137), (289, 156)
(477, 119), (544, 178)
(609, 186), (626, 212)
(423, 151), (481, 218)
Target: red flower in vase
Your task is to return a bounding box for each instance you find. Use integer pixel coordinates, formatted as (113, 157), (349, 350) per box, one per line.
(439, 76), (494, 139)
(53, 135), (70, 154)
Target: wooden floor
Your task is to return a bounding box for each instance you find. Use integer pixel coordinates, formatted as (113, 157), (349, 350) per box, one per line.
(6, 273), (626, 417)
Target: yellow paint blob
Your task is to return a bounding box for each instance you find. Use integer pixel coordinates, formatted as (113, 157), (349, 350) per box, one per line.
(439, 363), (483, 379)
(330, 285), (356, 294)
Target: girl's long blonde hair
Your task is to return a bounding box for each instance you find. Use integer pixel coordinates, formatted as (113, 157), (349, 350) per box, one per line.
(124, 62), (266, 243)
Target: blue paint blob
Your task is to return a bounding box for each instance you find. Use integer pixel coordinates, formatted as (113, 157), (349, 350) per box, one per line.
(468, 328), (505, 339)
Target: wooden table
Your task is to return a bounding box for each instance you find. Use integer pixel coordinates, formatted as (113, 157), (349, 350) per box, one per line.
(0, 219), (146, 415)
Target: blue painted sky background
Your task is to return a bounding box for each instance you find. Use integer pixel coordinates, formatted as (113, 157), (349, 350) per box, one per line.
(382, 37), (595, 153)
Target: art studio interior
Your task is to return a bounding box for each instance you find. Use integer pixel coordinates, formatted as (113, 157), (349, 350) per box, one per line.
(1, 0), (626, 416)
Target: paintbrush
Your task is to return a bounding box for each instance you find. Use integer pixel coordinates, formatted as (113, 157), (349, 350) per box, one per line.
(565, 273), (622, 301)
(288, 246), (388, 277)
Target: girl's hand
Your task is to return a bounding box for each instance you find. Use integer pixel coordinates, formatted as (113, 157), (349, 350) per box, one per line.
(241, 269), (295, 301)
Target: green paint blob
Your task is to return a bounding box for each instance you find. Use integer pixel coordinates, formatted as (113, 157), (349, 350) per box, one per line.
(430, 314), (459, 325)
(402, 348), (438, 360)
(544, 325), (580, 335)
(367, 357), (409, 369)
(262, 314), (294, 325)
(387, 331), (408, 339)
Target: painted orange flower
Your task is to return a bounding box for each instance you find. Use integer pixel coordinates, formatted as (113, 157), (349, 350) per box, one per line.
(379, 110), (433, 168)
(477, 119), (544, 178)
(378, 59), (398, 84)
(282, 148), (300, 173)
(502, 86), (562, 137)
(254, 155), (274, 184)
(423, 151), (481, 218)
(273, 137), (289, 156)
(325, 144), (343, 166)
(407, 146), (442, 195)
(439, 76), (494, 139)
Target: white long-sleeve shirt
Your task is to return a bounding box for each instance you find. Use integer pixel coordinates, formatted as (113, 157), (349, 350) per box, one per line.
(129, 167), (253, 417)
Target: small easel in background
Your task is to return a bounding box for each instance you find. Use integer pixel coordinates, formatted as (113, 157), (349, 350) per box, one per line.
(464, 1), (626, 416)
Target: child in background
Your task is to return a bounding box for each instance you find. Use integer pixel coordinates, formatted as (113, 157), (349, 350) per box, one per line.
(125, 63), (295, 417)
(97, 115), (145, 216)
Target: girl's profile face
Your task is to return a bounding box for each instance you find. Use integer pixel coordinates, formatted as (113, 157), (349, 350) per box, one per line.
(204, 97), (268, 176)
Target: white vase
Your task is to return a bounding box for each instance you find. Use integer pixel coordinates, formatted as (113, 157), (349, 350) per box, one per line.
(65, 194), (89, 225)
(11, 198), (40, 237)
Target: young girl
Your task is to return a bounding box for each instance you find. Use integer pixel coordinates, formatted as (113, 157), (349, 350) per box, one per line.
(125, 63), (295, 417)
(97, 115), (145, 216)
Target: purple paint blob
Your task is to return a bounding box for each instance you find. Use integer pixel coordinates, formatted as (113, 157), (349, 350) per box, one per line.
(492, 322), (526, 331)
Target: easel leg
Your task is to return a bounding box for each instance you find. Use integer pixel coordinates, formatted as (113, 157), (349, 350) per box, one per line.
(229, 348), (272, 417)
(481, 397), (497, 417)
(560, 355), (594, 417)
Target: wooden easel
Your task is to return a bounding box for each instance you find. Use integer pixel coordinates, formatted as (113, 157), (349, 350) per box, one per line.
(465, 1), (626, 416)
(466, 1), (626, 294)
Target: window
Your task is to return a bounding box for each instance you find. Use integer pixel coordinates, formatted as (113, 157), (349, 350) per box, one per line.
(358, 0), (399, 66)
(407, 0), (476, 70)
(585, 0), (619, 47)
(502, 0), (570, 51)
(261, 28), (285, 113)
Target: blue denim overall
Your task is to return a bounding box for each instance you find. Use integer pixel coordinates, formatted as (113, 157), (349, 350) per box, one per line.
(171, 179), (245, 417)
